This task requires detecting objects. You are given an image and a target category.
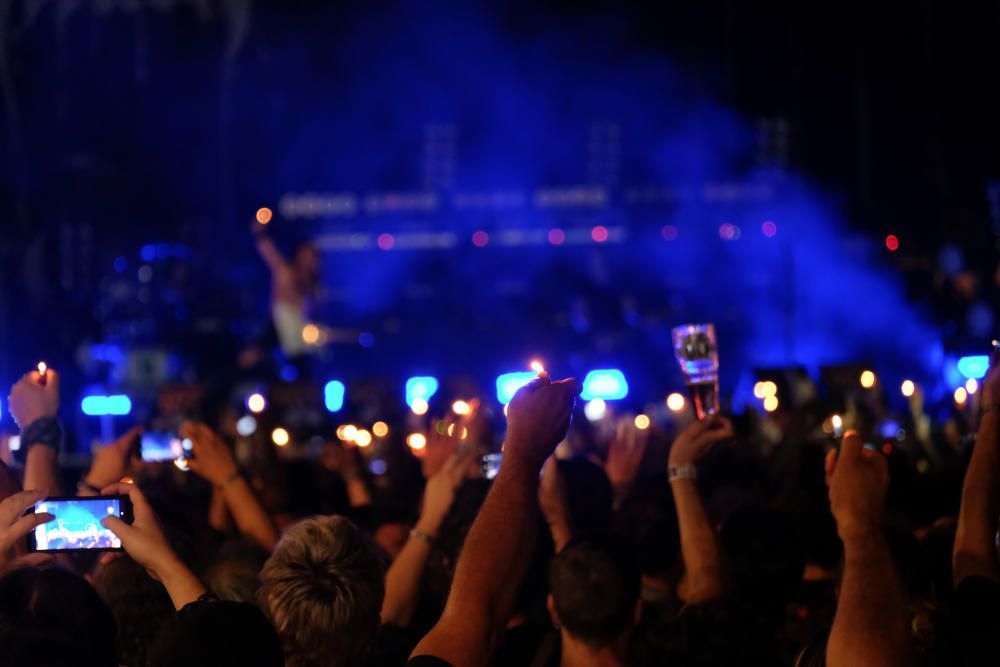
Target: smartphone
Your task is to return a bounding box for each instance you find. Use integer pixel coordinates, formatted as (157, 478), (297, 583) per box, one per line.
(482, 453), (502, 480)
(28, 495), (133, 552)
(141, 432), (193, 462)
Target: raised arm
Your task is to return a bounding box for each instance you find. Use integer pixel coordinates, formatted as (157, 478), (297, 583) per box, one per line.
(381, 452), (474, 626)
(825, 432), (910, 667)
(182, 422), (279, 552)
(101, 482), (207, 610)
(667, 415), (733, 604)
(410, 375), (580, 667)
(954, 359), (1000, 585)
(9, 369), (63, 495)
(253, 224), (289, 275)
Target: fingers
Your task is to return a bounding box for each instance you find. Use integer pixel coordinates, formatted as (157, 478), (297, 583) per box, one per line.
(101, 481), (152, 521)
(12, 553), (55, 568)
(839, 431), (864, 463)
(99, 552), (124, 567)
(100, 515), (134, 541)
(0, 489), (48, 525)
(552, 377), (582, 396)
(44, 369), (60, 394)
(4, 512), (54, 547)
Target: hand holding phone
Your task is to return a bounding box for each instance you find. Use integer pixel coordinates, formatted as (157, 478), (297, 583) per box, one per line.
(140, 431), (192, 463)
(0, 489), (56, 569)
(28, 495), (133, 552)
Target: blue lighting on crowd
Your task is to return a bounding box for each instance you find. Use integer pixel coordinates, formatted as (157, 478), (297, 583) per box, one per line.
(405, 376), (439, 407)
(496, 371), (538, 404)
(581, 369), (629, 401)
(957, 355), (990, 380)
(81, 395), (132, 416)
(324, 380), (346, 412)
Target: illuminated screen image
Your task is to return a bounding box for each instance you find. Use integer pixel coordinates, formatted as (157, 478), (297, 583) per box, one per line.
(141, 432), (192, 462)
(34, 498), (123, 551)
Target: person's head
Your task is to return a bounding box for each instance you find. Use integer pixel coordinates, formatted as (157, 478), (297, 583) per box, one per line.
(0, 565), (117, 667)
(259, 516), (384, 667)
(548, 537), (642, 651)
(146, 599), (284, 667)
(92, 555), (174, 667)
(202, 540), (269, 604)
(293, 243), (320, 287)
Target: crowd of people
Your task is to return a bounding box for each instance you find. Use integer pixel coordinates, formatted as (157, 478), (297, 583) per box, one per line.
(0, 348), (999, 667)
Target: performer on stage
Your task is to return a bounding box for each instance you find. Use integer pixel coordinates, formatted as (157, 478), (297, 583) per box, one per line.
(252, 221), (321, 358)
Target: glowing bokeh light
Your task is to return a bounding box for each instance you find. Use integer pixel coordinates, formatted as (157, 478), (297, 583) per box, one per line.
(372, 421), (389, 438)
(763, 395), (779, 412)
(247, 393), (267, 414)
(452, 400), (472, 416)
(407, 433), (427, 450)
(256, 207), (272, 224)
(885, 234), (899, 251)
(584, 398), (607, 421)
(901, 380), (915, 397)
(634, 414), (651, 430)
(354, 429), (372, 447)
(271, 428), (290, 447)
(666, 392), (686, 412)
(954, 387), (968, 405)
(860, 370), (877, 389)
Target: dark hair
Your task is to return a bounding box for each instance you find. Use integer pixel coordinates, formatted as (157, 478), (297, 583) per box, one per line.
(91, 556), (174, 667)
(549, 537), (640, 649)
(0, 565), (117, 667)
(202, 539), (269, 604)
(721, 506), (806, 618)
(147, 599), (284, 667)
(559, 457), (614, 539)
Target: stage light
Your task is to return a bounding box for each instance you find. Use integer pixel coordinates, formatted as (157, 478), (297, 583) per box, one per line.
(901, 380), (915, 397)
(581, 369), (629, 401)
(324, 380), (345, 412)
(354, 429), (372, 447)
(634, 414), (651, 430)
(81, 395), (132, 416)
(302, 324), (321, 345)
(860, 370), (877, 388)
(256, 207), (272, 224)
(584, 398), (607, 421)
(662, 225), (678, 241)
(272, 428), (290, 447)
(763, 395), (779, 412)
(236, 415), (257, 436)
(966, 378), (979, 395)
(548, 229), (566, 245)
(954, 387), (968, 405)
(373, 421), (389, 438)
(885, 234), (899, 251)
(957, 355), (990, 379)
(591, 226), (609, 243)
(377, 233), (395, 250)
(411, 398), (429, 415)
(338, 424), (358, 441)
(762, 220), (777, 237)
(405, 376), (439, 407)
(452, 400), (472, 416)
(247, 393), (267, 414)
(407, 433), (427, 450)
(666, 392), (686, 412)
(472, 230), (489, 247)
(496, 371), (538, 404)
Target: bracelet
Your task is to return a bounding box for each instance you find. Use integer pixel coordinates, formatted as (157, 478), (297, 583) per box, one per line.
(218, 470), (242, 490)
(409, 528), (436, 547)
(77, 478), (102, 495)
(668, 463), (698, 483)
(15, 417), (64, 464)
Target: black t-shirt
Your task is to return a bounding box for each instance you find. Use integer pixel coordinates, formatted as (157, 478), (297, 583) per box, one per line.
(952, 575), (1000, 667)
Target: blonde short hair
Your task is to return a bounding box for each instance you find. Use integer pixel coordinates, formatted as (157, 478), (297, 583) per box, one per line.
(259, 516), (384, 667)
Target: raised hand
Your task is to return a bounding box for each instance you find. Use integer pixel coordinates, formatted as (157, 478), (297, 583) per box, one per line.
(0, 489), (54, 571)
(418, 451), (476, 536)
(605, 417), (650, 497)
(83, 426), (143, 491)
(180, 421), (239, 487)
(8, 368), (60, 428)
(504, 376), (581, 472)
(827, 431), (889, 542)
(668, 415), (734, 467)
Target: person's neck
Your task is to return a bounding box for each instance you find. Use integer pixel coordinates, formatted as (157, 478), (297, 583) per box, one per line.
(559, 630), (629, 667)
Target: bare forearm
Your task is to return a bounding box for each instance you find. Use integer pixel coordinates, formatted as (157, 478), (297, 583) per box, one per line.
(381, 534), (433, 626)
(158, 556), (209, 610)
(24, 447), (61, 495)
(828, 535), (910, 667)
(223, 479), (279, 552)
(671, 479), (724, 602)
(345, 478), (373, 507)
(208, 487), (232, 533)
(954, 413), (1000, 584)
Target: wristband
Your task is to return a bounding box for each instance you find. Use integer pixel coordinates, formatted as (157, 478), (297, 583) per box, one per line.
(668, 463), (698, 483)
(16, 417), (64, 464)
(409, 528), (436, 547)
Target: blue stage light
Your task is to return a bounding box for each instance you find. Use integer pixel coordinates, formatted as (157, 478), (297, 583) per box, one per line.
(496, 371), (537, 404)
(957, 355), (990, 380)
(81, 395), (132, 416)
(324, 380), (346, 412)
(405, 376), (439, 407)
(581, 369), (629, 401)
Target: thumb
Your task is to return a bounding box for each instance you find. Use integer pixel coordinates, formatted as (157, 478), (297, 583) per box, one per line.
(101, 515), (134, 541)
